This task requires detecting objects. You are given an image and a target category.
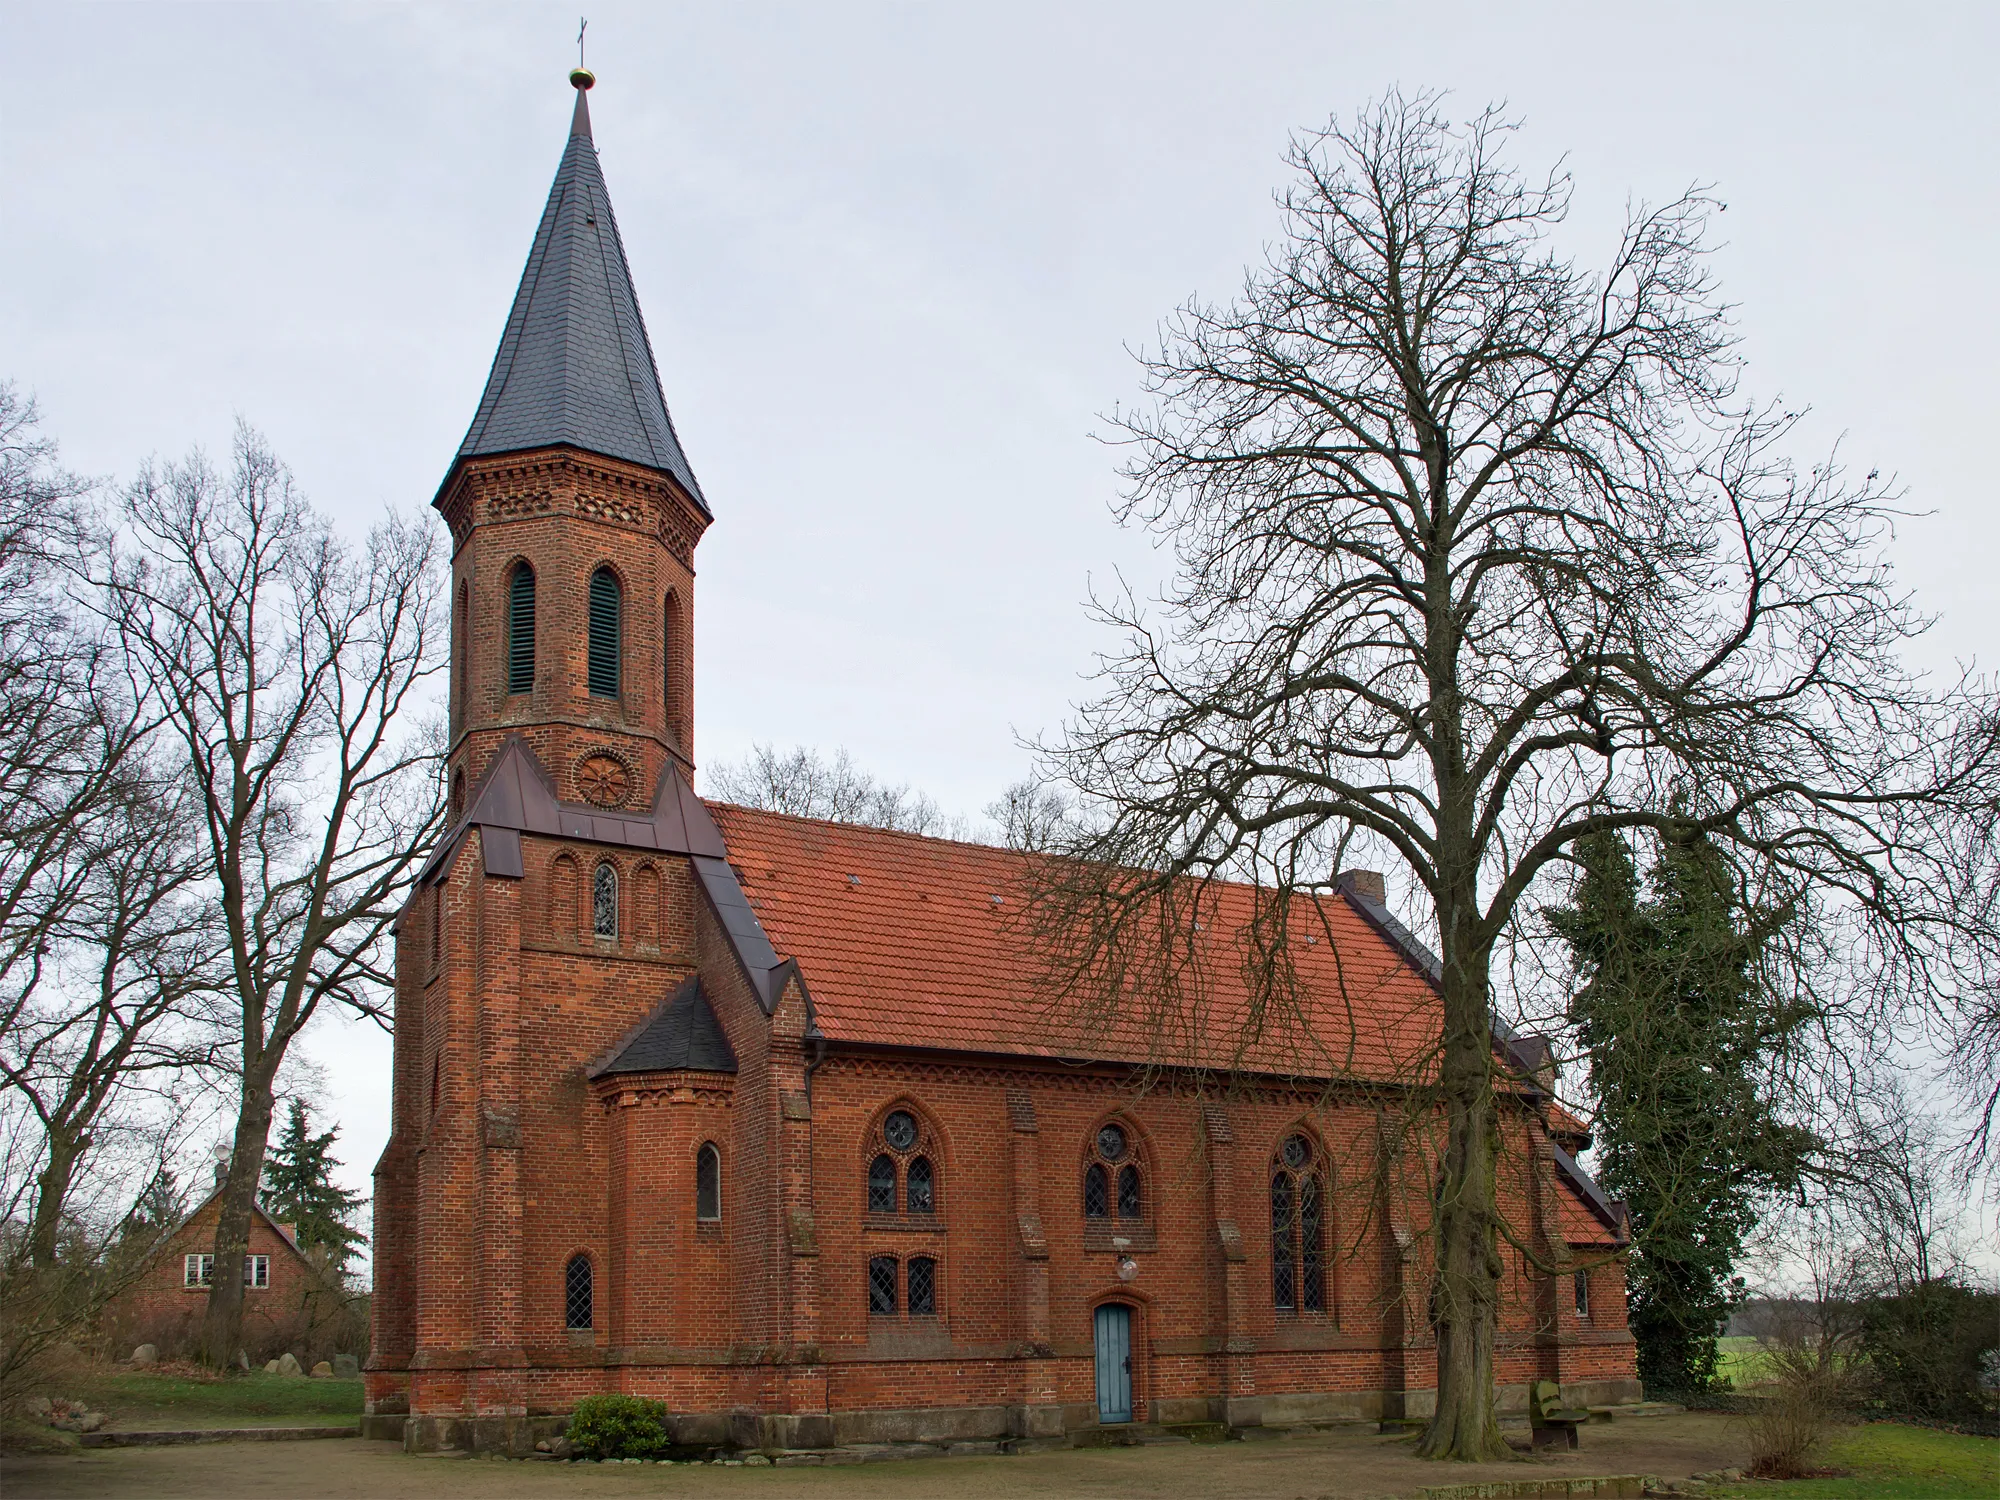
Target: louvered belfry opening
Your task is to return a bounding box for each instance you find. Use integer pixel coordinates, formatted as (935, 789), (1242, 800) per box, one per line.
(507, 564), (536, 693)
(588, 567), (622, 697)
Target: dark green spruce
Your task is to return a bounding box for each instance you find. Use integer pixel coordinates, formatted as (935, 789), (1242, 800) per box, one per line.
(1547, 830), (1816, 1395)
(259, 1101), (367, 1280)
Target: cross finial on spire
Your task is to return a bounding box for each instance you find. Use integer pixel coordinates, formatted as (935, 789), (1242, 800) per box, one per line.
(569, 15), (595, 100)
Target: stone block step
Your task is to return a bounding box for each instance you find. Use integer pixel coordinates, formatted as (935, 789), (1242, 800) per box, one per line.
(81, 1425), (359, 1448)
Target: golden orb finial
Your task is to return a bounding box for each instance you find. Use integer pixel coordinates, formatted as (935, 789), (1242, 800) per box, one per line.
(570, 67), (595, 90)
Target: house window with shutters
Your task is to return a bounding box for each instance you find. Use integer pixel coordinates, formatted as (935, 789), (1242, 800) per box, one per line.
(506, 563), (535, 694)
(588, 567), (621, 697)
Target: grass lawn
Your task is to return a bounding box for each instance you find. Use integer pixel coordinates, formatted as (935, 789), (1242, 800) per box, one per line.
(70, 1367), (363, 1429)
(1713, 1421), (1999, 1498)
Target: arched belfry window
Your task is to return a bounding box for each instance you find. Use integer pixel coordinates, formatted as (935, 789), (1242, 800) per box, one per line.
(1083, 1120), (1141, 1220)
(696, 1142), (721, 1222)
(506, 563), (535, 694)
(663, 590), (681, 737)
(588, 567), (622, 698)
(1272, 1132), (1328, 1314)
(592, 862), (617, 939)
(564, 1254), (593, 1330)
(454, 581), (469, 720)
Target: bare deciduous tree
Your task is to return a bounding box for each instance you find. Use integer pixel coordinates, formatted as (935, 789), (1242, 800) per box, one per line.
(706, 743), (968, 837)
(1026, 94), (2000, 1458)
(0, 384), (220, 1266)
(97, 423), (446, 1367)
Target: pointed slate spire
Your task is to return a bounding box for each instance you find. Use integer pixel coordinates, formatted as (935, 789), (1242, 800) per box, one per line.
(453, 70), (706, 511)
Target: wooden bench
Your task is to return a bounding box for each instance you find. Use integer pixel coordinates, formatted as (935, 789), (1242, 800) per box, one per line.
(1528, 1380), (1590, 1451)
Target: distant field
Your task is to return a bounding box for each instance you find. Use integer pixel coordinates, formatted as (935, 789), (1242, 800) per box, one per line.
(1713, 1421), (2000, 1498)
(71, 1367), (362, 1429)
(1716, 1334), (1778, 1388)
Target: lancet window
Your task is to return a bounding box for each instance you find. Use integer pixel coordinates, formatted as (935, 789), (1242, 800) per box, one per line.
(1271, 1132), (1328, 1314)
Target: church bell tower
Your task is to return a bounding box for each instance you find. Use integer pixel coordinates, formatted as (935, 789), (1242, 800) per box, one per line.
(435, 68), (708, 818)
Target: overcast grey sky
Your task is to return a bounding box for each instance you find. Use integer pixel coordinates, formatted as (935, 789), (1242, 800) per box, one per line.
(5, 2), (1995, 1220)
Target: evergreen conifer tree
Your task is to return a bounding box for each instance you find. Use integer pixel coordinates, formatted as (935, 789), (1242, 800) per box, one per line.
(259, 1101), (366, 1278)
(1548, 830), (1816, 1394)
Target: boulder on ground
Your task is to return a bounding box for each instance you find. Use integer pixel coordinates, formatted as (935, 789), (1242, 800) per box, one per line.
(311, 1360), (333, 1378)
(275, 1352), (304, 1377)
(332, 1353), (359, 1378)
(236, 1350), (250, 1371)
(130, 1343), (158, 1366)
(24, 1395), (52, 1418)
(264, 1359), (281, 1374)
(549, 1436), (572, 1459)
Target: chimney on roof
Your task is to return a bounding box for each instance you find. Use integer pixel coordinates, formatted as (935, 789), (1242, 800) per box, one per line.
(1339, 869), (1386, 904)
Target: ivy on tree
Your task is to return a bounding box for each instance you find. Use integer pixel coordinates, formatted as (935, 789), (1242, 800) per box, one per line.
(260, 1101), (366, 1278)
(1548, 830), (1816, 1395)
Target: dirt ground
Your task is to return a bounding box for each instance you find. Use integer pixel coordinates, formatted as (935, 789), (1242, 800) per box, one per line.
(3, 1412), (1751, 1499)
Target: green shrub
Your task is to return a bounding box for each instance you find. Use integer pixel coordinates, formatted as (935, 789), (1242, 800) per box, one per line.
(564, 1394), (669, 1460)
(1861, 1281), (2000, 1422)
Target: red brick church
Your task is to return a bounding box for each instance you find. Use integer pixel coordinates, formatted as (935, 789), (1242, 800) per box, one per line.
(365, 71), (1639, 1455)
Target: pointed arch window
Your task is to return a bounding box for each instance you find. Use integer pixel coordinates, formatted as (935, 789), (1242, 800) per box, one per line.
(506, 563), (535, 694)
(588, 567), (622, 697)
(564, 1254), (593, 1330)
(663, 590), (682, 738)
(1083, 1120), (1141, 1220)
(454, 581), (470, 721)
(906, 1156), (935, 1215)
(1272, 1132), (1328, 1314)
(696, 1142), (721, 1222)
(592, 862), (617, 938)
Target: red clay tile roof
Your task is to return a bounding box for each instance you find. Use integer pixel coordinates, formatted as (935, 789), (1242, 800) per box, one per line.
(708, 803), (1442, 1082)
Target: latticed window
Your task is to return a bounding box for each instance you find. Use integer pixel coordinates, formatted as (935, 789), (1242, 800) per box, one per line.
(906, 1156), (934, 1214)
(868, 1154), (897, 1214)
(1084, 1163), (1109, 1218)
(588, 567), (622, 697)
(868, 1256), (898, 1315)
(908, 1256), (937, 1316)
(1117, 1164), (1142, 1219)
(1083, 1120), (1141, 1220)
(506, 563), (535, 694)
(696, 1142), (721, 1221)
(592, 862), (617, 938)
(564, 1254), (593, 1330)
(1272, 1133), (1328, 1314)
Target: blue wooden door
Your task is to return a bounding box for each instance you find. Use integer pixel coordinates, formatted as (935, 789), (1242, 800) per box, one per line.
(1094, 1303), (1133, 1423)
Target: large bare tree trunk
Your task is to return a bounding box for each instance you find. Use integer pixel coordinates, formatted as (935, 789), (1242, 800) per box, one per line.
(27, 1129), (83, 1269)
(1420, 944), (1510, 1458)
(200, 1067), (277, 1367)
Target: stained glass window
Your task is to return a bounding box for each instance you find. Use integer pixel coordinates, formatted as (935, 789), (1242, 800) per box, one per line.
(593, 862), (617, 938)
